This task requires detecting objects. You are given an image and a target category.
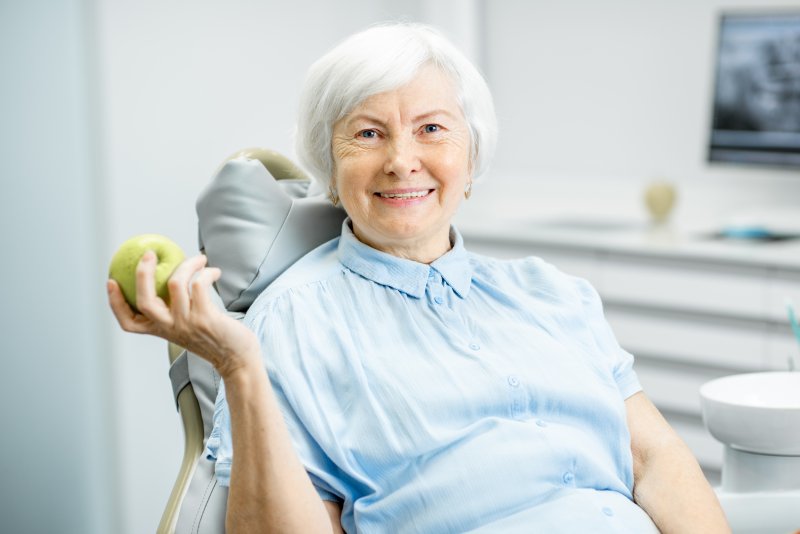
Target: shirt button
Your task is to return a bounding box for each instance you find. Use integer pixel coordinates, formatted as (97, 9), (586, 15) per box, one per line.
(535, 419), (547, 427)
(562, 471), (575, 485)
(469, 343), (480, 351)
(507, 375), (520, 387)
(434, 296), (444, 304)
(602, 507), (614, 517)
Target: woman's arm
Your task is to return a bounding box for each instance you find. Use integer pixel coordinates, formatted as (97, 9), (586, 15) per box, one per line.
(108, 252), (340, 533)
(222, 358), (340, 532)
(625, 391), (731, 534)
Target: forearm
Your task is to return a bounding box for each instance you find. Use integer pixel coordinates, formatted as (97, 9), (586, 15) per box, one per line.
(108, 257), (334, 530)
(633, 436), (730, 534)
(223, 357), (333, 533)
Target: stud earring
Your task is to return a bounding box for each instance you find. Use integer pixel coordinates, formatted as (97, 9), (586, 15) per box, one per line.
(464, 181), (473, 200)
(328, 185), (340, 206)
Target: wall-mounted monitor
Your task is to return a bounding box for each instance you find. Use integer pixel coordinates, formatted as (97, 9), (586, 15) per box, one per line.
(708, 11), (800, 168)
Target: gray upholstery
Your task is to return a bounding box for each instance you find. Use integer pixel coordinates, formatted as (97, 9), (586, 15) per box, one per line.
(173, 446), (228, 534)
(163, 153), (345, 533)
(164, 316), (234, 533)
(196, 158), (346, 312)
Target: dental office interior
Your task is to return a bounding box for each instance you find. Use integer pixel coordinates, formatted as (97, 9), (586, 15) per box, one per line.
(3, 0), (800, 532)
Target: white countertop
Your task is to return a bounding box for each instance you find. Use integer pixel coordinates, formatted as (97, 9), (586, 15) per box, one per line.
(454, 179), (800, 271)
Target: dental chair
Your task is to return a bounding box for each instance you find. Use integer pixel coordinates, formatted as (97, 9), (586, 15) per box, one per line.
(159, 148), (346, 533)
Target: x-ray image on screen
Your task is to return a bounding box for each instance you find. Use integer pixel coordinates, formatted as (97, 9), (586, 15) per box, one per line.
(709, 11), (800, 168)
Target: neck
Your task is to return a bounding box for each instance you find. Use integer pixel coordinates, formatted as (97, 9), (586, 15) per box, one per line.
(351, 225), (452, 264)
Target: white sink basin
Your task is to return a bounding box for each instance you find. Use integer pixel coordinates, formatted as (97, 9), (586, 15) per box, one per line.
(700, 372), (800, 455)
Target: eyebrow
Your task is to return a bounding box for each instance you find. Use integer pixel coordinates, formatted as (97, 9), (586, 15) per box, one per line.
(346, 109), (459, 128)
(346, 114), (388, 129)
(412, 109), (459, 122)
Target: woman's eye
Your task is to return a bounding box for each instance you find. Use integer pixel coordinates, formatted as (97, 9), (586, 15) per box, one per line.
(423, 124), (441, 134)
(358, 129), (378, 139)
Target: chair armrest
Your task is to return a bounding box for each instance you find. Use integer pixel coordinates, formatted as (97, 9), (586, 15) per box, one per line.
(158, 343), (206, 534)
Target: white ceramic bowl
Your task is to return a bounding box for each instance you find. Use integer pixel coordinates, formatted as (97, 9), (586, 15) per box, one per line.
(700, 372), (800, 455)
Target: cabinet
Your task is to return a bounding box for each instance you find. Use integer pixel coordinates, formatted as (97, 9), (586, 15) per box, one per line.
(460, 227), (800, 482)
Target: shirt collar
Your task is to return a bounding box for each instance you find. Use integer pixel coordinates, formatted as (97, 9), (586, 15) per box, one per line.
(337, 219), (472, 299)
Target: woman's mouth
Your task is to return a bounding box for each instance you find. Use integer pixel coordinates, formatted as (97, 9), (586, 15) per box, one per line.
(376, 189), (434, 199)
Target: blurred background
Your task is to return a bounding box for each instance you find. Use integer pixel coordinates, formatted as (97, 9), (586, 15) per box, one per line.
(2, 1), (798, 533)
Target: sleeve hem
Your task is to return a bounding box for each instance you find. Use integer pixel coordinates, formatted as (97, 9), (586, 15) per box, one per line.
(617, 373), (643, 400)
(214, 460), (231, 487)
(317, 487), (343, 502)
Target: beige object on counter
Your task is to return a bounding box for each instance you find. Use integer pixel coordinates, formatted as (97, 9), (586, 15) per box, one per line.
(644, 181), (677, 224)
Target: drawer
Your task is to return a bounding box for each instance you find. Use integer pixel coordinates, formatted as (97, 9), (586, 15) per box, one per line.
(605, 307), (767, 371)
(599, 255), (768, 320)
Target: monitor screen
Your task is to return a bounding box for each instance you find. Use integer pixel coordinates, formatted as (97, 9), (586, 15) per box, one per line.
(708, 11), (800, 168)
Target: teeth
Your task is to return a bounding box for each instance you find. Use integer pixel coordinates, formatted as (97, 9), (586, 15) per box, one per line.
(379, 190), (430, 199)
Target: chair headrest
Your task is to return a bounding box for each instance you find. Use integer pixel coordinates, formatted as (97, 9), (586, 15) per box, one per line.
(196, 151), (346, 312)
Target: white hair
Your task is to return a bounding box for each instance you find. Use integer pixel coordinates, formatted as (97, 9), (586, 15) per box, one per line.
(295, 22), (497, 189)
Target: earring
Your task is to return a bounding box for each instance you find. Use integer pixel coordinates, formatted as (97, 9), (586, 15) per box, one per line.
(464, 181), (473, 200)
(328, 185), (340, 206)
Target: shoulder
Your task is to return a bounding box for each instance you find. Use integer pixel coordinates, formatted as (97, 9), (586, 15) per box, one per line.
(245, 237), (345, 320)
(465, 250), (604, 314)
(467, 251), (588, 300)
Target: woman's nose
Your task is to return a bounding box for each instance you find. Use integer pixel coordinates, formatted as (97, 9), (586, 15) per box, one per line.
(383, 135), (421, 179)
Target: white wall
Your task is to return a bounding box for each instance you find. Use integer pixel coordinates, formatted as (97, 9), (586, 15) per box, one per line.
(483, 0), (800, 226)
(0, 1), (116, 533)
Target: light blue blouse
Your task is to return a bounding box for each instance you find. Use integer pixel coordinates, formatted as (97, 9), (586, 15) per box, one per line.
(206, 221), (658, 533)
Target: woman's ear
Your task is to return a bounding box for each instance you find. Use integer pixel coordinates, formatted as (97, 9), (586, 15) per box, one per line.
(327, 175), (340, 206)
(467, 141), (477, 178)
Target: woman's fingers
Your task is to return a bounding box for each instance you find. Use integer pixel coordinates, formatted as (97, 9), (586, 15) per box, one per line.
(112, 252), (223, 350)
(168, 255), (210, 316)
(107, 279), (152, 334)
(135, 251), (172, 324)
(190, 266), (222, 316)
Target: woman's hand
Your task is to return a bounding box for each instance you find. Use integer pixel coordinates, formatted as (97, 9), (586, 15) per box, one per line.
(110, 253), (337, 531)
(107, 251), (260, 378)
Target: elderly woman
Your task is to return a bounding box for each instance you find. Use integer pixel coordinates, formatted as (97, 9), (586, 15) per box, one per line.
(108, 23), (730, 533)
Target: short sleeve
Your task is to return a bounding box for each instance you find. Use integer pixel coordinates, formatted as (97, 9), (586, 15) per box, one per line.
(204, 380), (233, 484)
(204, 373), (345, 503)
(574, 278), (642, 399)
(202, 304), (347, 505)
(268, 373), (346, 503)
(250, 296), (349, 503)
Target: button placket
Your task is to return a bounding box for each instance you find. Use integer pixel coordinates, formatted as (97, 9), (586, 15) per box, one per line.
(426, 270), (441, 303)
(427, 271), (461, 315)
(506, 374), (526, 419)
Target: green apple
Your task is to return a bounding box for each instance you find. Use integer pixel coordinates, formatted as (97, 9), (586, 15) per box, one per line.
(108, 234), (185, 312)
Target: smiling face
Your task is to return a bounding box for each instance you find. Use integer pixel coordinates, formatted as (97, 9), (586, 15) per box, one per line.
(331, 65), (472, 263)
